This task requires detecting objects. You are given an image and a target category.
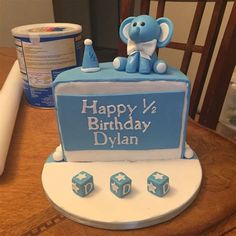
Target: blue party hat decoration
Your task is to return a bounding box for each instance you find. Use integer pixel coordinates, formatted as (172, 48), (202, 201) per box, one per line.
(81, 39), (100, 72)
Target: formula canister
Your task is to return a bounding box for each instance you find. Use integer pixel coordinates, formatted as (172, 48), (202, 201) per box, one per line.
(12, 23), (83, 108)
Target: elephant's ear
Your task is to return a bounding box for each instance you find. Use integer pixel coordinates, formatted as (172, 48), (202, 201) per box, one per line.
(119, 17), (135, 44)
(156, 17), (173, 48)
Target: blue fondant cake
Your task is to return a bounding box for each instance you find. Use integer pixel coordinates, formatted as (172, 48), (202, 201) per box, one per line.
(53, 62), (190, 162)
(53, 15), (191, 162)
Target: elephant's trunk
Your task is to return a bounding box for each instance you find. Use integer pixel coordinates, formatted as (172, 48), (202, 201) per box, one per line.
(129, 27), (140, 41)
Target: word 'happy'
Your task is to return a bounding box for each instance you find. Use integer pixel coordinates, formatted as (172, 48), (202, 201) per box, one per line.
(81, 100), (137, 117)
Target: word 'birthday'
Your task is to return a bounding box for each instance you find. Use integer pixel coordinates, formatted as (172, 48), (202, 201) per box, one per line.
(88, 117), (150, 133)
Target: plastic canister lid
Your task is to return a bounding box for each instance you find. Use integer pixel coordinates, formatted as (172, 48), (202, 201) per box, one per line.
(11, 23), (82, 38)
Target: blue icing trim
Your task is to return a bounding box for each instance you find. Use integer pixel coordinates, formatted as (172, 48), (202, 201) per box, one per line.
(53, 62), (189, 86)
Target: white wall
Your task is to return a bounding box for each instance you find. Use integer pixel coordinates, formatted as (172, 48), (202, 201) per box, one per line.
(0, 0), (54, 47)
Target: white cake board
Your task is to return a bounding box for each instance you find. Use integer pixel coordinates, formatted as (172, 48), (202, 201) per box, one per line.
(42, 154), (202, 230)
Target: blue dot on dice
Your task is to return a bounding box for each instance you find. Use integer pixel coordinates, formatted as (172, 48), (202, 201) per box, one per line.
(72, 171), (94, 197)
(147, 172), (169, 197)
(110, 172), (131, 198)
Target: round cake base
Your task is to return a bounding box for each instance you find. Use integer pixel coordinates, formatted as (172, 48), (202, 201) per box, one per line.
(42, 155), (202, 230)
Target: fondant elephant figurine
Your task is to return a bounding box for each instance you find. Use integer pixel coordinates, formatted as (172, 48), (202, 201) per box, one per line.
(113, 15), (173, 74)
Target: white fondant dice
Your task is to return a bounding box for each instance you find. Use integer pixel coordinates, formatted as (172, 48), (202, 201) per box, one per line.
(110, 172), (132, 198)
(147, 172), (169, 197)
(72, 171), (94, 197)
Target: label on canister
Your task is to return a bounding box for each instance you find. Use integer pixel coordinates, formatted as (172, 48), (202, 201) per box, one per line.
(12, 23), (83, 108)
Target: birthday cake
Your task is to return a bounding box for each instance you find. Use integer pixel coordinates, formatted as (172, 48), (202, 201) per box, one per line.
(42, 15), (201, 229)
(54, 62), (191, 162)
(53, 15), (192, 162)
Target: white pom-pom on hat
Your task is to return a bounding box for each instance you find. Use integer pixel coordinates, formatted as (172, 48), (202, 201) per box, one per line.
(84, 39), (92, 45)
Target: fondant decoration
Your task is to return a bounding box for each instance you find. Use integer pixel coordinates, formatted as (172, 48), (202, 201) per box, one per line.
(110, 172), (131, 198)
(113, 15), (173, 74)
(52, 145), (63, 161)
(184, 147), (194, 159)
(147, 171), (169, 197)
(81, 39), (100, 72)
(42, 158), (202, 229)
(184, 143), (194, 159)
(72, 171), (94, 197)
(54, 62), (190, 162)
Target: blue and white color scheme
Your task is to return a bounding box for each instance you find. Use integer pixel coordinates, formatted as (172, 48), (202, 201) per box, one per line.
(53, 62), (190, 162)
(147, 171), (169, 197)
(72, 171), (94, 197)
(110, 172), (132, 198)
(81, 39), (100, 73)
(113, 15), (173, 74)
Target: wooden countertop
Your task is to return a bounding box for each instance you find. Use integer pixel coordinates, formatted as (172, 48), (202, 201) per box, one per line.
(0, 48), (235, 236)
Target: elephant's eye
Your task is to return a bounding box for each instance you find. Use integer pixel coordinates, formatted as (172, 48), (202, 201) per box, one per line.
(140, 22), (145, 26)
(133, 22), (137, 27)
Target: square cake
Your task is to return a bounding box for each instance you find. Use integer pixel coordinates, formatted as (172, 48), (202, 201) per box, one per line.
(42, 15), (202, 230)
(53, 62), (190, 162)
